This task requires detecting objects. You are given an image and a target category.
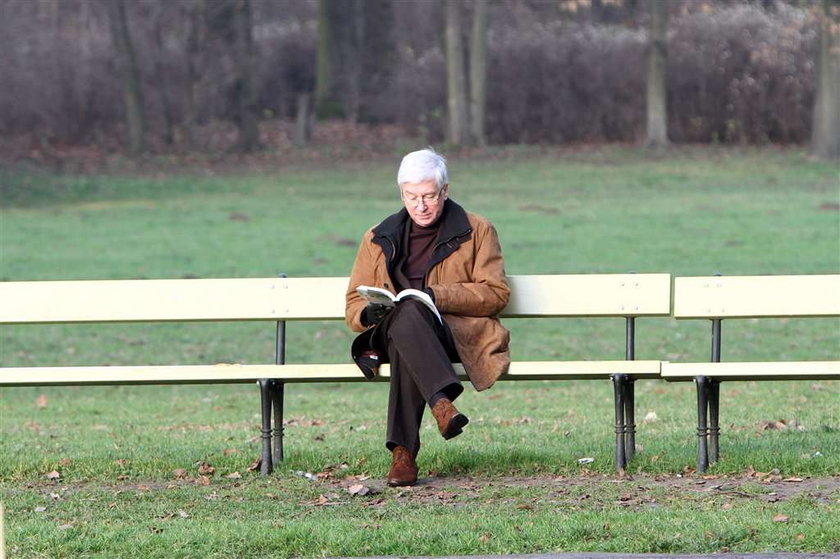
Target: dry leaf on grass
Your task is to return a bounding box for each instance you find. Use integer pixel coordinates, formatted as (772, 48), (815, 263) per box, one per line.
(45, 470), (61, 481)
(347, 484), (370, 496)
(197, 462), (215, 476)
(772, 514), (790, 523)
(172, 468), (188, 480)
(35, 394), (48, 409)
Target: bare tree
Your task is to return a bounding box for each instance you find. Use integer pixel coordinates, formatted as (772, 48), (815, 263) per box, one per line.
(469, 0), (488, 146)
(445, 0), (470, 145)
(645, 0), (668, 148)
(107, 0), (146, 155)
(232, 0), (260, 152)
(315, 0), (345, 118)
(811, 0), (840, 160)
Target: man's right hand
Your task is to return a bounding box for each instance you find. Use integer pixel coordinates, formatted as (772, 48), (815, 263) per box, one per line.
(363, 303), (391, 326)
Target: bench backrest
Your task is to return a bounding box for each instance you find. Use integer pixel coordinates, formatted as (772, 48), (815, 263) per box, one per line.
(673, 275), (840, 319)
(0, 273), (671, 324)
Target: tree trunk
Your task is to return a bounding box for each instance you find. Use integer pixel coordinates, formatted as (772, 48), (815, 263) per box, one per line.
(645, 0), (668, 148)
(315, 0), (346, 119)
(346, 0), (364, 123)
(294, 93), (313, 147)
(232, 0), (259, 152)
(445, 0), (469, 145)
(152, 9), (176, 146)
(469, 0), (488, 146)
(184, 0), (206, 150)
(811, 0), (840, 161)
(107, 0), (146, 155)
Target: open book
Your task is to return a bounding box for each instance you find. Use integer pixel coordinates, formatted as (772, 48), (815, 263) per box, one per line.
(356, 285), (442, 323)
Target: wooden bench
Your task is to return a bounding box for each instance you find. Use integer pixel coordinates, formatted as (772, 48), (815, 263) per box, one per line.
(661, 274), (840, 472)
(0, 273), (671, 474)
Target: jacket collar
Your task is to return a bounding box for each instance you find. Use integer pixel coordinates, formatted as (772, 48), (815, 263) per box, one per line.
(372, 199), (471, 243)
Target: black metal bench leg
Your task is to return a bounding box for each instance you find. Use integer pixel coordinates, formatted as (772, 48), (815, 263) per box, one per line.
(708, 380), (720, 466)
(696, 375), (709, 473)
(612, 374), (627, 471)
(272, 381), (285, 464)
(259, 379), (274, 475)
(624, 377), (636, 463)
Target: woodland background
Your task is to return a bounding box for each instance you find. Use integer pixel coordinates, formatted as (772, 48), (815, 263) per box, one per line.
(0, 0), (838, 165)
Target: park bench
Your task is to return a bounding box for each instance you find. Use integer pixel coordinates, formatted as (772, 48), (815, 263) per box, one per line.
(0, 273), (671, 475)
(661, 274), (840, 473)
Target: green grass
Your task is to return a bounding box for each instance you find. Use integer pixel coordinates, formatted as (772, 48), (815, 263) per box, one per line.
(1, 145), (839, 556)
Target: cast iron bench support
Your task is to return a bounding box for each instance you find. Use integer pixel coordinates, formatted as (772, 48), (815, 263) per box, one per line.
(611, 316), (639, 471)
(695, 318), (722, 473)
(259, 313), (287, 475)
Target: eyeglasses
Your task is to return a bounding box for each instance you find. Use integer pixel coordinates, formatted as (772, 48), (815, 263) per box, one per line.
(402, 190), (443, 206)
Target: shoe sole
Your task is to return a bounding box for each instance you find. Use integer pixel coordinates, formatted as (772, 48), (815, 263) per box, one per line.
(442, 413), (469, 440)
(387, 477), (417, 487)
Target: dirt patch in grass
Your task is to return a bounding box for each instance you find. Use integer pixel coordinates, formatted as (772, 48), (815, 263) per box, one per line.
(311, 472), (840, 509)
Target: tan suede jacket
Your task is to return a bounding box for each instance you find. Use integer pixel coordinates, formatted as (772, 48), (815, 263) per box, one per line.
(345, 200), (510, 391)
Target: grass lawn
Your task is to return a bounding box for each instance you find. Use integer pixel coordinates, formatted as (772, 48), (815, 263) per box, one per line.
(1, 145), (839, 557)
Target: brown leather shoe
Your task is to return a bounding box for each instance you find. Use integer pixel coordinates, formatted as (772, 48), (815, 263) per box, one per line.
(387, 446), (418, 487)
(431, 398), (469, 440)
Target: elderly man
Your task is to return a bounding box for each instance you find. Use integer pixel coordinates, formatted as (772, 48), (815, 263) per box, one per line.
(345, 148), (510, 486)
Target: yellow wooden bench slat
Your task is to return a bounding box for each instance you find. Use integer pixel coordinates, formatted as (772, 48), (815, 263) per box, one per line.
(0, 360), (663, 387)
(673, 275), (840, 319)
(661, 361), (840, 381)
(0, 274), (672, 324)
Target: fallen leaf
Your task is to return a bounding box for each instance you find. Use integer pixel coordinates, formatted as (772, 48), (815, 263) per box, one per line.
(34, 506), (47, 513)
(35, 394), (48, 409)
(197, 462), (215, 476)
(772, 514), (789, 523)
(173, 468), (188, 479)
(226, 472), (241, 480)
(114, 458), (130, 468)
(795, 534), (806, 542)
(246, 457), (261, 472)
(223, 448), (238, 456)
(722, 503), (733, 510)
(316, 494), (330, 506)
(783, 477), (804, 482)
(644, 411), (658, 422)
(479, 533), (492, 544)
(45, 470), (61, 481)
(178, 510), (190, 519)
(195, 475), (211, 486)
(348, 484), (370, 496)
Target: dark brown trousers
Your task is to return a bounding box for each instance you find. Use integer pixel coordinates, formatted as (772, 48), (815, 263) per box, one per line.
(369, 299), (463, 456)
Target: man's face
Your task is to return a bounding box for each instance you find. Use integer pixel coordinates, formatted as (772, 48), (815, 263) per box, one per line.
(401, 179), (448, 227)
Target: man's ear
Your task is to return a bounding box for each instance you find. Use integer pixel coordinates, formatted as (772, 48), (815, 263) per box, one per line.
(442, 183), (449, 199)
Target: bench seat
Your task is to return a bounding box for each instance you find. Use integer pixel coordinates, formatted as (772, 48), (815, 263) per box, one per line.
(661, 361), (840, 382)
(0, 360), (663, 386)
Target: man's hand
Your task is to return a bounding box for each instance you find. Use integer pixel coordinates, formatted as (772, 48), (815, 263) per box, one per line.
(363, 303), (391, 326)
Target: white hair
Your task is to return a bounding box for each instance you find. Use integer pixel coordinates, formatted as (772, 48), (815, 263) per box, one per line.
(396, 148), (448, 189)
